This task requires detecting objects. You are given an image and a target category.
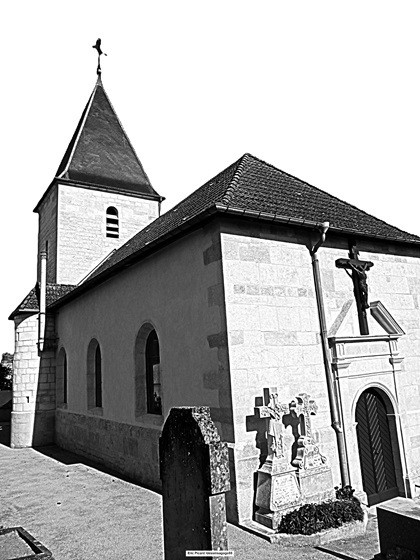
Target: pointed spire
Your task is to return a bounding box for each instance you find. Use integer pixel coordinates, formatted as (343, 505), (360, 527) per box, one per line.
(54, 77), (161, 199)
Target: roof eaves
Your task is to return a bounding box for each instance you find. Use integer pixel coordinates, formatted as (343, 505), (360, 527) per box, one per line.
(8, 308), (38, 321)
(216, 203), (420, 245)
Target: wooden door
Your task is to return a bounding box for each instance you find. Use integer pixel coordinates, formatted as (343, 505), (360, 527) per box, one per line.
(356, 388), (399, 505)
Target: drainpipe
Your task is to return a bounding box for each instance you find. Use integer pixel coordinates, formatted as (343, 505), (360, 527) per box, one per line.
(38, 250), (47, 352)
(310, 223), (350, 486)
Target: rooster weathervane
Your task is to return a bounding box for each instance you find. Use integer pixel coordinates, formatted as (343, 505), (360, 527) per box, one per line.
(92, 38), (107, 75)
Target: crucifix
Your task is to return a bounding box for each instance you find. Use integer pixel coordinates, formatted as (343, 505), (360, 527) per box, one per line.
(254, 387), (289, 461)
(290, 393), (318, 441)
(92, 38), (107, 76)
(335, 245), (374, 335)
(289, 393), (326, 469)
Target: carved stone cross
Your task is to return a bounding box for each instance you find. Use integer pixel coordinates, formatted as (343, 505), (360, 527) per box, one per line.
(255, 387), (288, 459)
(289, 393), (318, 440)
(336, 245), (374, 335)
(289, 393), (326, 470)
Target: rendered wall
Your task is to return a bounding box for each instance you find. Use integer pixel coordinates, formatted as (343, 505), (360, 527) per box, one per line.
(220, 222), (420, 523)
(54, 223), (233, 492)
(54, 184), (159, 285)
(37, 187), (58, 283)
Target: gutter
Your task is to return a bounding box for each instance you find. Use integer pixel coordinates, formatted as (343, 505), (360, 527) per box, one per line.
(48, 203), (420, 313)
(309, 222), (350, 486)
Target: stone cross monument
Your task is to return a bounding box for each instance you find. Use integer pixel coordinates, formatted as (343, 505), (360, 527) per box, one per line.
(254, 387), (301, 529)
(252, 389), (334, 530)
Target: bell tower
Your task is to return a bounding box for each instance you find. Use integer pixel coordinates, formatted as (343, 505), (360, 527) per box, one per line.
(34, 73), (163, 285)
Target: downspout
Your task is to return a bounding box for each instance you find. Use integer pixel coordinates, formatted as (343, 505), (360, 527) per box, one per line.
(38, 250), (47, 352)
(310, 223), (350, 486)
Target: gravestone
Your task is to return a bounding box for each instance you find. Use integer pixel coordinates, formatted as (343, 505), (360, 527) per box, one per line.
(376, 497), (420, 560)
(160, 407), (231, 560)
(288, 394), (333, 503)
(253, 388), (334, 530)
(254, 387), (301, 529)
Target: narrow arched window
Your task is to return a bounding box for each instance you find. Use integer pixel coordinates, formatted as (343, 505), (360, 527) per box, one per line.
(106, 206), (119, 238)
(87, 339), (103, 411)
(95, 345), (102, 408)
(146, 330), (162, 415)
(57, 347), (68, 407)
(63, 352), (68, 405)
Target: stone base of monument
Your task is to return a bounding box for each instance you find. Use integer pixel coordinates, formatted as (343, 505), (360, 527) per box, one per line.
(254, 467), (302, 530)
(296, 465), (335, 503)
(0, 526), (53, 559)
(242, 509), (368, 545)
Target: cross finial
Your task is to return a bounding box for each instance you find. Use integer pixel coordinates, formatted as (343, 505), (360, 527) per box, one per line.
(92, 38), (107, 76)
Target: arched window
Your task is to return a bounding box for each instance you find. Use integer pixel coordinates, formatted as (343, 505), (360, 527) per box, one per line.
(95, 345), (102, 408)
(146, 330), (161, 415)
(106, 206), (119, 238)
(87, 339), (103, 410)
(134, 324), (162, 417)
(56, 347), (68, 407)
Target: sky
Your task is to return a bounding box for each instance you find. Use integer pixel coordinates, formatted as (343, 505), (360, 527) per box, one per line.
(1, 1), (420, 352)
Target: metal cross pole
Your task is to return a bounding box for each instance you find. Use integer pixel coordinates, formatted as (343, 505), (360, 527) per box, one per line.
(336, 245), (374, 335)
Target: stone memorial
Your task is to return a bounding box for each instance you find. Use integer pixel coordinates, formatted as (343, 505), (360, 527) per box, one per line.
(254, 387), (301, 529)
(160, 406), (231, 560)
(253, 388), (334, 530)
(376, 497), (420, 560)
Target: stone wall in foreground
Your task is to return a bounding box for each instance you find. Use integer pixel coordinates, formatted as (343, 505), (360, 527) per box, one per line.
(55, 409), (162, 490)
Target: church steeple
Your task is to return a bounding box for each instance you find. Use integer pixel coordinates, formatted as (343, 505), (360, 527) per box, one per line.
(53, 76), (161, 199)
(33, 65), (163, 286)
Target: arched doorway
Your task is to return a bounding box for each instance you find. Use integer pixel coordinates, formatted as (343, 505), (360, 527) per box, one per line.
(355, 388), (402, 505)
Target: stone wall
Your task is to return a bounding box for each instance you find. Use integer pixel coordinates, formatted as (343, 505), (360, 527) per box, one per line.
(11, 313), (56, 447)
(55, 409), (161, 489)
(220, 221), (420, 522)
(363, 247), (420, 487)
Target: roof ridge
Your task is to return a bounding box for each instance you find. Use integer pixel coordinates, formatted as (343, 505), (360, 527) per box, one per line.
(221, 153), (252, 205)
(56, 79), (98, 180)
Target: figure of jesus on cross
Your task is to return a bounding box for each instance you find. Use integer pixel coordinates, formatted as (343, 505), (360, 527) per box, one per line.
(336, 245), (374, 335)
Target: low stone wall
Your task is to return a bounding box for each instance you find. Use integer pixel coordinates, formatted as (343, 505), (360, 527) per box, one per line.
(55, 409), (162, 491)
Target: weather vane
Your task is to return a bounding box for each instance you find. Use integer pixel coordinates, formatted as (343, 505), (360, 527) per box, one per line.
(92, 38), (107, 76)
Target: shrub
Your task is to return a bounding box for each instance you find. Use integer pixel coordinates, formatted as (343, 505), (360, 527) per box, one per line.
(277, 499), (364, 535)
(335, 484), (360, 503)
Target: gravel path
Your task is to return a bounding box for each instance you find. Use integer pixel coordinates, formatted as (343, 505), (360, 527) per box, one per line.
(0, 444), (380, 559)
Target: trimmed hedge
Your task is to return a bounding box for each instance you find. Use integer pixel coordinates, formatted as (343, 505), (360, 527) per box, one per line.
(277, 499), (364, 535)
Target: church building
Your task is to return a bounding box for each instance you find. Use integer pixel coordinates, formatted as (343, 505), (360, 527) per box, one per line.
(9, 68), (420, 528)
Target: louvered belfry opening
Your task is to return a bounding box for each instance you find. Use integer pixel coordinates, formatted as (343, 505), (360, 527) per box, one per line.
(356, 388), (400, 505)
(106, 206), (119, 238)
